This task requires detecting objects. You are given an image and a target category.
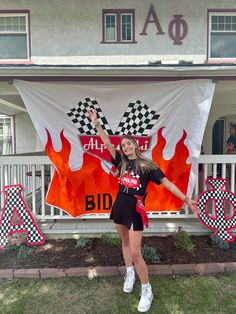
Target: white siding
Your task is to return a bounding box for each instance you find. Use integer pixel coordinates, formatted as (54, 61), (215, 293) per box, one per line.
(1, 0), (236, 64)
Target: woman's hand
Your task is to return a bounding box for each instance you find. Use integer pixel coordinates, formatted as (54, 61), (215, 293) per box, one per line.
(186, 198), (200, 214)
(161, 178), (201, 215)
(87, 108), (98, 125)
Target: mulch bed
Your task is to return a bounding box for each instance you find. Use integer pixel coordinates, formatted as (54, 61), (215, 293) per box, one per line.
(0, 235), (235, 270)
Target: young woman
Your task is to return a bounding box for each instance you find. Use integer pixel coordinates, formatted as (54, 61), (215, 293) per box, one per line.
(88, 108), (199, 313)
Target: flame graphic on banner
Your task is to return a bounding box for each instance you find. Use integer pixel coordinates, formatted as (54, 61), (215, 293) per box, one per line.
(45, 129), (118, 217)
(45, 127), (191, 216)
(146, 127), (191, 211)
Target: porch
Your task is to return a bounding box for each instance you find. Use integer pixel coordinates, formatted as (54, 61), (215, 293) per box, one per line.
(0, 154), (235, 238)
(0, 66), (236, 238)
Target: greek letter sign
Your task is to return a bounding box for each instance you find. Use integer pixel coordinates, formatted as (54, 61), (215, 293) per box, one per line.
(0, 185), (45, 250)
(140, 4), (188, 45)
(197, 178), (236, 242)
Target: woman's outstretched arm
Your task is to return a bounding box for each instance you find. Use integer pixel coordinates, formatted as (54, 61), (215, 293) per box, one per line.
(87, 108), (116, 159)
(161, 177), (200, 214)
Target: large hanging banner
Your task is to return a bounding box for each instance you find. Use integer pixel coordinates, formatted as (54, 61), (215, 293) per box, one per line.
(14, 80), (215, 217)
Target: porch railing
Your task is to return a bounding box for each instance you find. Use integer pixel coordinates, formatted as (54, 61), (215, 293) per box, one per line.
(0, 155), (235, 220)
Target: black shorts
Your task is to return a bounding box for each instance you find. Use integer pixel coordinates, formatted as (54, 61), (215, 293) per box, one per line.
(110, 191), (143, 231)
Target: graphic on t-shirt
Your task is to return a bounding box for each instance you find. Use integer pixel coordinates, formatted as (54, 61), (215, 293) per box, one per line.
(119, 170), (142, 193)
(112, 152), (165, 196)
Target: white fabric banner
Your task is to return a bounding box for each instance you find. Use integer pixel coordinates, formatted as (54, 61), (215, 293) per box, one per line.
(14, 79), (215, 217)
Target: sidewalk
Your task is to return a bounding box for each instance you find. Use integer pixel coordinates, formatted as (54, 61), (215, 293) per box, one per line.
(0, 262), (235, 279)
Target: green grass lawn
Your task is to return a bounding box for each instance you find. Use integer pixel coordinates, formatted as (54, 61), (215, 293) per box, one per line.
(0, 274), (235, 314)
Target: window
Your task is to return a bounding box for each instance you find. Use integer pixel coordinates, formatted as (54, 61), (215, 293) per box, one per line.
(121, 14), (132, 41)
(102, 9), (136, 43)
(0, 115), (14, 155)
(0, 12), (29, 60)
(105, 14), (116, 41)
(209, 11), (236, 59)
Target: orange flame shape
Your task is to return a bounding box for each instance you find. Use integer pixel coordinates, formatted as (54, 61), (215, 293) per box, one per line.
(45, 129), (118, 217)
(146, 127), (191, 211)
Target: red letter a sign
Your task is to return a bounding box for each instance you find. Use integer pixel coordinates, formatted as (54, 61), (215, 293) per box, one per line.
(140, 4), (165, 35)
(0, 185), (45, 250)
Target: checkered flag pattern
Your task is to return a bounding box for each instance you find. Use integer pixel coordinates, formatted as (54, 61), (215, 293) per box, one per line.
(114, 100), (160, 136)
(0, 185), (45, 248)
(67, 98), (113, 135)
(197, 178), (236, 242)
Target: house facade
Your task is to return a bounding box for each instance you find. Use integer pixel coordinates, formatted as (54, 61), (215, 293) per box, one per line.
(0, 0), (236, 236)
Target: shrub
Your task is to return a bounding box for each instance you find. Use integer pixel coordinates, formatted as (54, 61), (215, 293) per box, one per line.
(76, 237), (93, 249)
(141, 245), (161, 263)
(3, 244), (35, 259)
(101, 235), (121, 247)
(17, 245), (35, 259)
(230, 240), (236, 250)
(174, 227), (196, 253)
(2, 244), (18, 255)
(210, 234), (230, 251)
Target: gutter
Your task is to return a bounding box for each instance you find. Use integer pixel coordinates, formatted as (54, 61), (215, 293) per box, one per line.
(0, 64), (236, 79)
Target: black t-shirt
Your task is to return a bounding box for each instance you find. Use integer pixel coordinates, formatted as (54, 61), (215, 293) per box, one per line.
(227, 135), (236, 152)
(111, 151), (165, 196)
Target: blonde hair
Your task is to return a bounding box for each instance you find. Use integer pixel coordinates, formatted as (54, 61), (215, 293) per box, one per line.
(119, 134), (158, 177)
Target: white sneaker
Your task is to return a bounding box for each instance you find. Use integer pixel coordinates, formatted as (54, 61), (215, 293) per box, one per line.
(123, 270), (135, 293)
(138, 285), (153, 312)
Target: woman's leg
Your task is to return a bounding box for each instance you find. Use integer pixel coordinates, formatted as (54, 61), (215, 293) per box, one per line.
(128, 226), (149, 284)
(116, 223), (136, 293)
(116, 223), (133, 267)
(129, 226), (153, 312)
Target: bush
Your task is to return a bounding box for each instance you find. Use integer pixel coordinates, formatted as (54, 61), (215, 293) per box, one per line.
(141, 244), (161, 263)
(76, 237), (93, 249)
(101, 235), (121, 247)
(210, 234), (230, 251)
(174, 227), (196, 253)
(17, 245), (35, 259)
(2, 244), (18, 255)
(3, 244), (35, 259)
(230, 240), (236, 250)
